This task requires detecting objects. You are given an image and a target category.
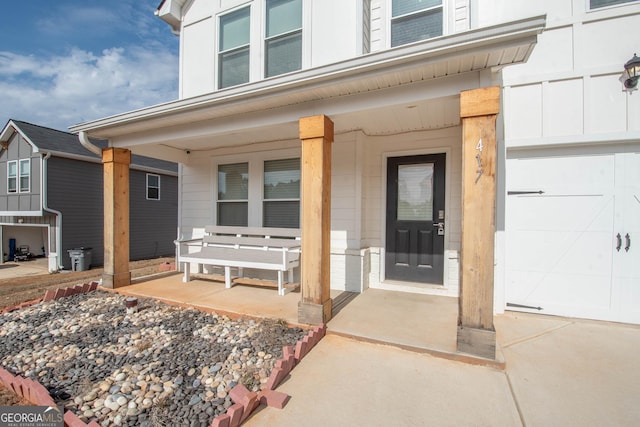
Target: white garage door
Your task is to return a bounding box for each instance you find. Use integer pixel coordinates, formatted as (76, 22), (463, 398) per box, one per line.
(505, 145), (640, 324)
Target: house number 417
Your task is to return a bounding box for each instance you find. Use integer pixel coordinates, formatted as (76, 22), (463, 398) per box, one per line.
(475, 138), (484, 184)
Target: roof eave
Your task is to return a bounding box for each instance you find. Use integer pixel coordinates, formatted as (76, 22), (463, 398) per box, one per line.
(70, 14), (546, 138)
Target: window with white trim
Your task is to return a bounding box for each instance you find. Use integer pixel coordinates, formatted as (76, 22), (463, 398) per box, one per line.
(146, 174), (160, 200)
(590, 0), (637, 9)
(265, 0), (302, 78)
(219, 6), (251, 89)
(19, 159), (30, 192)
(263, 158), (300, 228)
(7, 160), (17, 193)
(217, 162), (249, 226)
(391, 0), (443, 47)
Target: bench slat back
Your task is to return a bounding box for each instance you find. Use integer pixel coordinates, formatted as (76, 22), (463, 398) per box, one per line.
(203, 235), (301, 249)
(204, 226), (300, 239)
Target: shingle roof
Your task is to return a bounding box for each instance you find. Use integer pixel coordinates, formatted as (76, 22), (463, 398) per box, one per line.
(6, 120), (178, 174)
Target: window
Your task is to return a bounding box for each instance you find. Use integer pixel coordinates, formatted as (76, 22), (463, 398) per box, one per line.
(218, 162), (249, 226)
(147, 174), (160, 200)
(7, 161), (17, 193)
(219, 6), (251, 89)
(265, 0), (302, 78)
(391, 0), (443, 47)
(590, 0), (637, 9)
(263, 158), (300, 228)
(19, 159), (30, 192)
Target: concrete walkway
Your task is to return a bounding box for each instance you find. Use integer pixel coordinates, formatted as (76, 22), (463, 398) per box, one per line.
(245, 312), (640, 427)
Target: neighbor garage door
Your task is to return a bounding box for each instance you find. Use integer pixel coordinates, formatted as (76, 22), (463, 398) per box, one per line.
(505, 144), (640, 324)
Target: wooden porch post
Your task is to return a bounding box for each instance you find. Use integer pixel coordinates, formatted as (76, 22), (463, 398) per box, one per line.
(298, 115), (334, 325)
(102, 147), (131, 288)
(457, 86), (500, 359)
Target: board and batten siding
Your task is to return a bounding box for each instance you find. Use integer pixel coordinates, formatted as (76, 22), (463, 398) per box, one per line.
(129, 169), (179, 261)
(47, 157), (103, 269)
(0, 132), (42, 212)
(496, 0), (640, 322)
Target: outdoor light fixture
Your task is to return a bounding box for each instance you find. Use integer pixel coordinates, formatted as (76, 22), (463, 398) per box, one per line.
(622, 53), (640, 93)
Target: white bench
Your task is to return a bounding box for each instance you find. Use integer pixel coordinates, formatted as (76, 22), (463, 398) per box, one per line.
(175, 226), (301, 296)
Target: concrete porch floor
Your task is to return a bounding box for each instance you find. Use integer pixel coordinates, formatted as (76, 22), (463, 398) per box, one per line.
(119, 273), (465, 360)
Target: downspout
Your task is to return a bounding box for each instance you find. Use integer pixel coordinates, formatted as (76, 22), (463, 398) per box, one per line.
(42, 152), (64, 271)
(79, 131), (103, 156)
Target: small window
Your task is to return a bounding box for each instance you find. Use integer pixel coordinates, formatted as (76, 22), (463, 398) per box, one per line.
(7, 161), (17, 193)
(219, 6), (251, 89)
(147, 174), (160, 200)
(19, 159), (30, 192)
(391, 0), (443, 47)
(590, 0), (637, 9)
(265, 0), (302, 78)
(263, 158), (300, 228)
(218, 162), (249, 226)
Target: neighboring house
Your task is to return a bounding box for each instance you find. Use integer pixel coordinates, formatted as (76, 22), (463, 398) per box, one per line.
(0, 120), (178, 272)
(69, 0), (639, 356)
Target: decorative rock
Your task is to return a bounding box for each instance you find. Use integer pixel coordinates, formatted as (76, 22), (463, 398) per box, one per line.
(0, 292), (308, 427)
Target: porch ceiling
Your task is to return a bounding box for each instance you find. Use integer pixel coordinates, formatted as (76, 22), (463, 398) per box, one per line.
(69, 15), (545, 161)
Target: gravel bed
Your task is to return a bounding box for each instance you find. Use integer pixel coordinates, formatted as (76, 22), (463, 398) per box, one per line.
(0, 291), (307, 426)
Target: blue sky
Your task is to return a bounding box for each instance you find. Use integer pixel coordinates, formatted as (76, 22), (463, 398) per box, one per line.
(0, 0), (179, 132)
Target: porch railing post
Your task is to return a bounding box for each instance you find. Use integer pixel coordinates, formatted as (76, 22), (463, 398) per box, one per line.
(102, 147), (131, 288)
(458, 86), (500, 359)
(298, 115), (334, 324)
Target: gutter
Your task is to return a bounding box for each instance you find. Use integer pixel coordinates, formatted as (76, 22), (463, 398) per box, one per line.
(42, 152), (64, 271)
(79, 131), (103, 156)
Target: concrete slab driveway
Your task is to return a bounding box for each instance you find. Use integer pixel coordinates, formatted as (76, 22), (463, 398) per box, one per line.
(245, 312), (640, 427)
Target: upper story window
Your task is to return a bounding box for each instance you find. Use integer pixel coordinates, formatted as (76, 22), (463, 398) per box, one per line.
(391, 0), (443, 47)
(19, 159), (30, 192)
(7, 159), (30, 193)
(146, 174), (160, 200)
(590, 0), (637, 9)
(219, 6), (251, 89)
(7, 161), (17, 193)
(265, 0), (302, 78)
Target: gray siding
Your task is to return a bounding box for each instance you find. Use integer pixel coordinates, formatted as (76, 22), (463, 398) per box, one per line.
(47, 157), (103, 269)
(0, 133), (42, 212)
(130, 169), (178, 260)
(47, 157), (178, 269)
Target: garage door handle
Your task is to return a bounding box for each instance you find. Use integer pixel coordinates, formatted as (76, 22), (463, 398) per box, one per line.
(625, 233), (631, 252)
(616, 233), (622, 252)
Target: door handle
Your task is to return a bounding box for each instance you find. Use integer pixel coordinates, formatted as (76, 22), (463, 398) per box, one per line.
(625, 233), (631, 252)
(616, 233), (622, 252)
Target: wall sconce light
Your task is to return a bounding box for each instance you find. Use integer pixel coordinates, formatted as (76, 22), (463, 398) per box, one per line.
(622, 53), (640, 93)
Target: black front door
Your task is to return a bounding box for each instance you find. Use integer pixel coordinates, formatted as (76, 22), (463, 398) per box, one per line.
(385, 154), (446, 284)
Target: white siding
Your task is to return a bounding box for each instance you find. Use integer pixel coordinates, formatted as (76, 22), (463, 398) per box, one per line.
(181, 18), (215, 98)
(311, 0), (361, 66)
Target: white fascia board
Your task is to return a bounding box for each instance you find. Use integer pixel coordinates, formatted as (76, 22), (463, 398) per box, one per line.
(70, 15), (546, 138)
(1, 211), (43, 217)
(0, 121), (38, 152)
(155, 0), (185, 33)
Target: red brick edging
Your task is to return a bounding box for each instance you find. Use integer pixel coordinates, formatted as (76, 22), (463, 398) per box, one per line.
(1, 281), (99, 315)
(210, 323), (326, 427)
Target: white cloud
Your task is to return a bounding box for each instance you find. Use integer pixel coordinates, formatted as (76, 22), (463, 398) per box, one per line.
(0, 45), (178, 131)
